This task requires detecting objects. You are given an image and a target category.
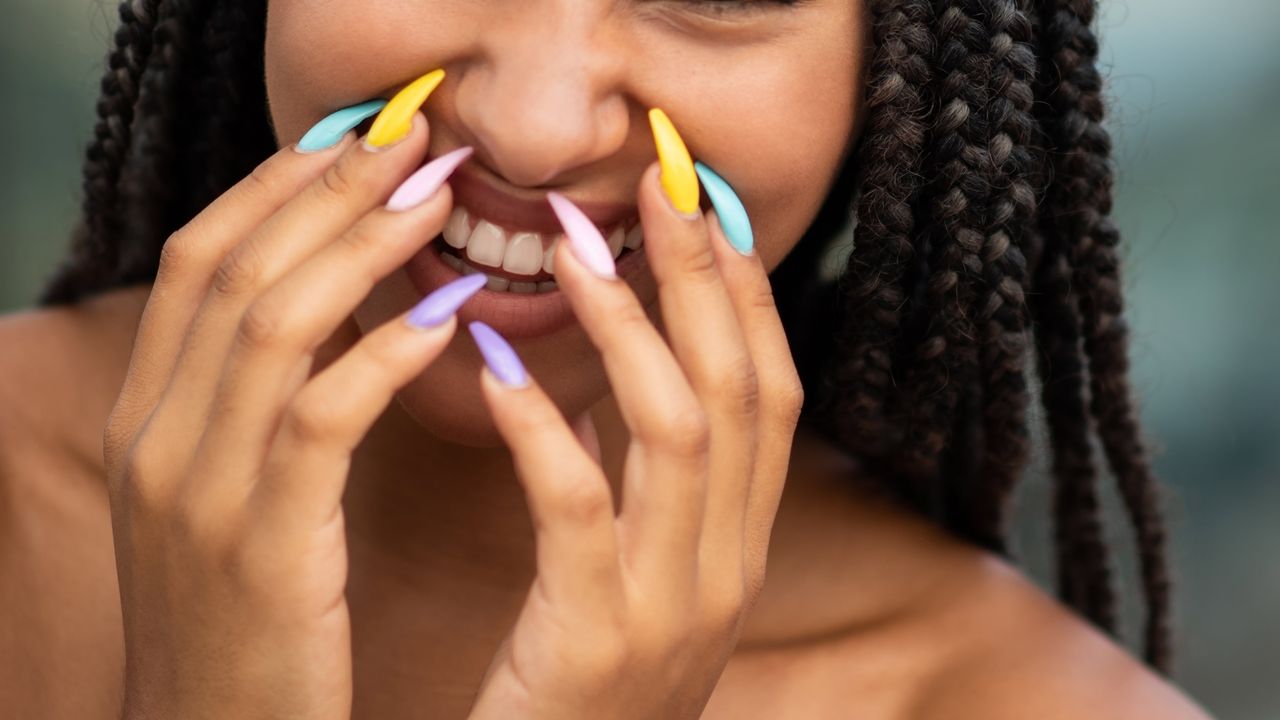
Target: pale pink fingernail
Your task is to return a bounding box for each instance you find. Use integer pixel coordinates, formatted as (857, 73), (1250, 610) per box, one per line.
(386, 146), (474, 212)
(546, 191), (617, 280)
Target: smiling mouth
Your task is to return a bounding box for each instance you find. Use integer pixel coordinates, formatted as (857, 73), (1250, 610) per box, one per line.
(433, 203), (644, 293)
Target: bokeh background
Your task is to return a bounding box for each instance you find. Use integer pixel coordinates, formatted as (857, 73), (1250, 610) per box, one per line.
(2, 1), (1276, 716)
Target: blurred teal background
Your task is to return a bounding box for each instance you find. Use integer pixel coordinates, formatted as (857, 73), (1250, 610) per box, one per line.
(2, 1), (1276, 716)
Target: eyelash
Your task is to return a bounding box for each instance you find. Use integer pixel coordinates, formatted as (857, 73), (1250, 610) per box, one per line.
(682, 0), (801, 16)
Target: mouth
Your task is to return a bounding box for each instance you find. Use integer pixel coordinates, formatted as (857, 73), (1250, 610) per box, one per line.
(353, 128), (650, 337)
(404, 199), (650, 340)
(435, 204), (644, 293)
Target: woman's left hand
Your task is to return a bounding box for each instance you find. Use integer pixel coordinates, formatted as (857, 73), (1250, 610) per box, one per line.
(467, 160), (805, 720)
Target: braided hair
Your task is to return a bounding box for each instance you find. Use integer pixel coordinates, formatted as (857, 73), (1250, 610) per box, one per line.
(36, 0), (1173, 672)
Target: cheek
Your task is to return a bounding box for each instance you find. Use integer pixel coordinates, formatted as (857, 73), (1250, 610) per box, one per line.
(264, 1), (473, 144)
(672, 44), (859, 272)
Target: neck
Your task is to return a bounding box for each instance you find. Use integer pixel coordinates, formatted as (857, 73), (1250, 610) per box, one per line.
(341, 389), (959, 654)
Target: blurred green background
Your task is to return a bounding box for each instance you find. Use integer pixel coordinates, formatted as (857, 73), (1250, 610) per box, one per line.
(2, 1), (1276, 716)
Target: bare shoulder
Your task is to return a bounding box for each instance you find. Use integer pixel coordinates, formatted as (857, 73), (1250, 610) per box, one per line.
(0, 284), (149, 719)
(0, 285), (148, 470)
(722, 425), (1213, 720)
(906, 556), (1214, 720)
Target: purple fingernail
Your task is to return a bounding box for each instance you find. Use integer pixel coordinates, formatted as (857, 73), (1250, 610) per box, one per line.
(406, 273), (487, 329)
(468, 321), (529, 388)
(386, 146), (474, 212)
(546, 191), (618, 280)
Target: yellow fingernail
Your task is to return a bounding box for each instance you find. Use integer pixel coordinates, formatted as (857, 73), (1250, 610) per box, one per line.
(647, 108), (700, 215)
(366, 68), (446, 148)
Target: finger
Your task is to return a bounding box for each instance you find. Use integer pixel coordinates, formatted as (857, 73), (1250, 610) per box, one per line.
(703, 209), (805, 586)
(637, 162), (758, 577)
(106, 133), (357, 470)
(151, 110), (432, 473)
(548, 192), (707, 588)
(471, 325), (623, 616)
(252, 292), (468, 529)
(197, 149), (471, 479)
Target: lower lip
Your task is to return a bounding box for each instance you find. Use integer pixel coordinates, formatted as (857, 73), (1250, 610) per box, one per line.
(404, 238), (649, 340)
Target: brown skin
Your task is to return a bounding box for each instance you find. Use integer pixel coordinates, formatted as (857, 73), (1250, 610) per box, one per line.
(0, 0), (1211, 718)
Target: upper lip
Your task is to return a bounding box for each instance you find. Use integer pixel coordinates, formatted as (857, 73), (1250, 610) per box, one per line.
(445, 160), (637, 234)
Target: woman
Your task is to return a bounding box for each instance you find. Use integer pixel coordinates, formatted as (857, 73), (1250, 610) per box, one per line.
(0, 0), (1213, 717)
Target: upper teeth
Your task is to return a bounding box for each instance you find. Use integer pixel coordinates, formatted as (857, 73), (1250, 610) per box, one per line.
(443, 205), (644, 278)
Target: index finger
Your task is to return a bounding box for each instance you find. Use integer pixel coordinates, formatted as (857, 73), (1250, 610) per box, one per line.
(111, 109), (374, 430)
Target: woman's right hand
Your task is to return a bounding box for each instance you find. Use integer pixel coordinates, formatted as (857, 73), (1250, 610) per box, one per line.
(102, 105), (461, 719)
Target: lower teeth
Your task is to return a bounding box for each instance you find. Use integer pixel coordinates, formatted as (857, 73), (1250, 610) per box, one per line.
(438, 247), (559, 294)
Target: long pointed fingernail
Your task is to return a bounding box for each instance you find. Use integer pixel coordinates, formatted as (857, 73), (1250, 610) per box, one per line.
(406, 273), (487, 329)
(546, 192), (618, 280)
(387, 146), (474, 212)
(647, 108), (699, 216)
(366, 68), (446, 148)
(469, 321), (529, 388)
(694, 162), (754, 255)
(296, 100), (388, 153)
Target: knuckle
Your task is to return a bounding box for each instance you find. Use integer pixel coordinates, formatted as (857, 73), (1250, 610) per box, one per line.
(749, 281), (782, 314)
(705, 583), (748, 631)
(550, 479), (614, 526)
(283, 390), (344, 447)
(156, 230), (198, 281)
(235, 298), (292, 351)
(767, 375), (806, 427)
(339, 221), (381, 257)
(212, 239), (266, 299)
(170, 488), (236, 558)
(318, 158), (358, 200)
(112, 436), (174, 515)
(601, 292), (651, 333)
(653, 404), (711, 457)
(351, 326), (408, 379)
(712, 355), (760, 419)
(676, 242), (720, 282)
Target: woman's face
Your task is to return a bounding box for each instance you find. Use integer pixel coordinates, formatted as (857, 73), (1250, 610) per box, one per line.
(263, 0), (866, 446)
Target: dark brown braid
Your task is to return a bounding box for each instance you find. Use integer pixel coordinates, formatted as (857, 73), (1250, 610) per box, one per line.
(1035, 0), (1172, 669)
(34, 0), (1173, 672)
(43, 0), (163, 305)
(967, 0), (1037, 551)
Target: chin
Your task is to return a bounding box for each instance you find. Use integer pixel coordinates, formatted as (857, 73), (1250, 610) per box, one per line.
(392, 341), (612, 448)
(356, 274), (613, 448)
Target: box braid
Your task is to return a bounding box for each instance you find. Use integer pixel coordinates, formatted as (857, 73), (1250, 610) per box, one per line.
(39, 0), (274, 304)
(1034, 0), (1172, 668)
(33, 0), (1171, 673)
(803, 0), (1172, 670)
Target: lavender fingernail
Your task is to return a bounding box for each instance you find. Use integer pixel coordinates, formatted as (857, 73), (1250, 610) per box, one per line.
(386, 146), (474, 212)
(406, 273), (487, 329)
(468, 321), (529, 388)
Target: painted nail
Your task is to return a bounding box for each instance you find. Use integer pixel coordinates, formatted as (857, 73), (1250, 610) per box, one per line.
(647, 108), (700, 216)
(387, 146), (474, 212)
(366, 68), (446, 148)
(469, 321), (529, 388)
(694, 162), (754, 255)
(406, 273), (487, 329)
(296, 99), (388, 153)
(546, 192), (618, 280)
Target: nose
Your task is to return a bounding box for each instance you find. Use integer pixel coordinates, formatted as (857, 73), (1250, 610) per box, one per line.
(454, 3), (630, 188)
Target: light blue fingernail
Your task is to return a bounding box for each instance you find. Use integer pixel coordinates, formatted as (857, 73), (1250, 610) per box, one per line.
(693, 161), (754, 256)
(296, 99), (389, 153)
